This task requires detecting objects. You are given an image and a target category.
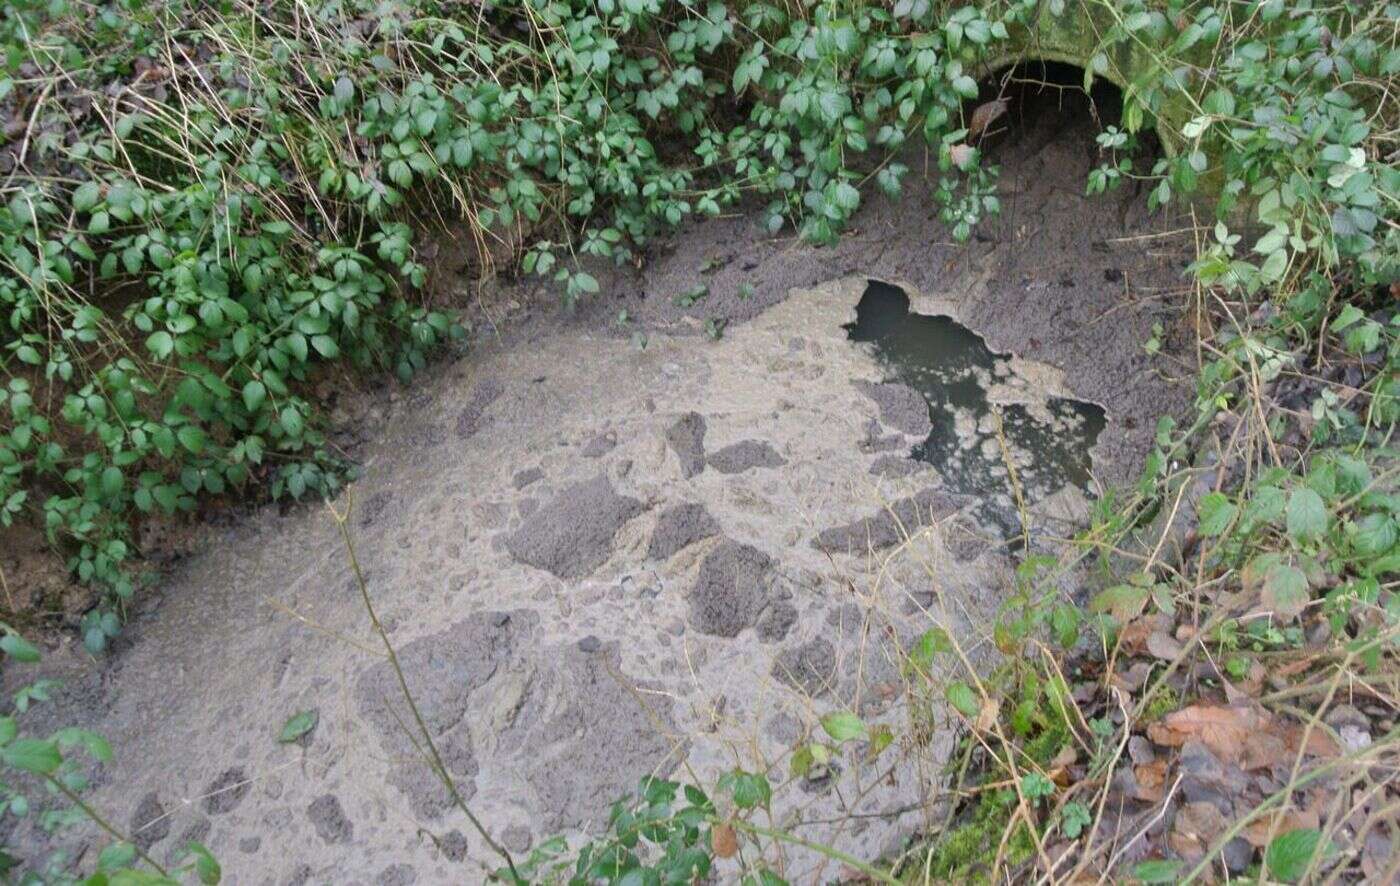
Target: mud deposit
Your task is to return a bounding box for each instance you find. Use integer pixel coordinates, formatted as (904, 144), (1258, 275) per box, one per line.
(7, 78), (1191, 882)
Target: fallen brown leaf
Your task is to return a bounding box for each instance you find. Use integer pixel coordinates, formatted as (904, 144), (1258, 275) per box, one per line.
(711, 822), (738, 858)
(1120, 614), (1171, 655)
(1134, 759), (1168, 802)
(976, 697), (999, 733)
(968, 98), (1010, 140)
(1146, 630), (1186, 661)
(1148, 703), (1339, 770)
(1170, 801), (1228, 862)
(1242, 808), (1320, 847)
(1148, 704), (1260, 764)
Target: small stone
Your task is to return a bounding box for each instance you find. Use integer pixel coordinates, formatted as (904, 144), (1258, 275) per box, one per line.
(707, 440), (787, 474)
(307, 794), (354, 845)
(577, 635), (601, 653)
(239, 837), (262, 854)
(203, 767), (251, 815)
(756, 601), (798, 642)
(868, 455), (924, 479)
(664, 412), (707, 478)
(647, 503), (721, 560)
(130, 792), (169, 852)
(581, 432), (617, 458)
(688, 541), (773, 637)
(771, 638), (837, 697)
(501, 825), (532, 853)
(853, 381), (933, 437)
(440, 830), (469, 862)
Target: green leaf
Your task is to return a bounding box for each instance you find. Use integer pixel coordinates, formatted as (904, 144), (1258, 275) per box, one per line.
(719, 770), (771, 809)
(789, 743), (815, 778)
(1051, 604), (1080, 648)
(101, 466), (124, 498)
(1353, 514), (1396, 557)
(73, 181), (102, 213)
(945, 681), (980, 718)
(184, 841), (222, 885)
(1197, 492), (1237, 536)
(1262, 562), (1309, 621)
(574, 272), (600, 294)
(1265, 829), (1326, 883)
(0, 717), (16, 746)
(1, 738), (61, 774)
(311, 335), (339, 359)
(176, 426), (207, 455)
(866, 723), (894, 758)
(55, 727), (113, 763)
(952, 75), (978, 98)
(145, 331), (174, 359)
(1286, 487), (1329, 544)
(1132, 860), (1181, 884)
(0, 633), (41, 663)
(278, 709), (318, 743)
(97, 842), (137, 872)
(820, 712), (866, 743)
(242, 381), (266, 413)
(279, 407), (304, 439)
(1089, 585), (1150, 623)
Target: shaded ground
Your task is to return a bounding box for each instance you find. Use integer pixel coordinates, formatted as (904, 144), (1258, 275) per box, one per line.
(3, 76), (1194, 882)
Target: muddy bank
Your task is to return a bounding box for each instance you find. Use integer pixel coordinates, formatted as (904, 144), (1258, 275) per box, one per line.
(4, 77), (1193, 883)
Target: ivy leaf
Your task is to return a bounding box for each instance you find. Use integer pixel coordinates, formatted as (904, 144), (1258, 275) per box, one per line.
(820, 711), (866, 743)
(1286, 488), (1329, 544)
(278, 709), (318, 743)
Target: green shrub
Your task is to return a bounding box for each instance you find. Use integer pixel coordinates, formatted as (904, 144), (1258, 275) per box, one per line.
(1, 0), (1037, 635)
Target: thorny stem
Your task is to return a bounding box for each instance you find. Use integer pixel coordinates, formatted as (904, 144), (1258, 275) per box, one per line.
(47, 774), (170, 877)
(729, 818), (898, 884)
(329, 500), (519, 881)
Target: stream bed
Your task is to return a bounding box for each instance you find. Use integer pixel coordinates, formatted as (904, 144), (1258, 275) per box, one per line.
(7, 79), (1192, 883)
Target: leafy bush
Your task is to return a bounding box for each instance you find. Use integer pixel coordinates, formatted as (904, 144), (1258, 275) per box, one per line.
(0, 0), (1396, 876)
(1, 0), (1038, 633)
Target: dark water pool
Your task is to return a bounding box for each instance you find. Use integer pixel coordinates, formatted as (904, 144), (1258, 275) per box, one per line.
(846, 281), (1105, 536)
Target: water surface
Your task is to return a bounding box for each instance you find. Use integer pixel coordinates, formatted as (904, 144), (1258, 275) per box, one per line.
(847, 281), (1105, 535)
